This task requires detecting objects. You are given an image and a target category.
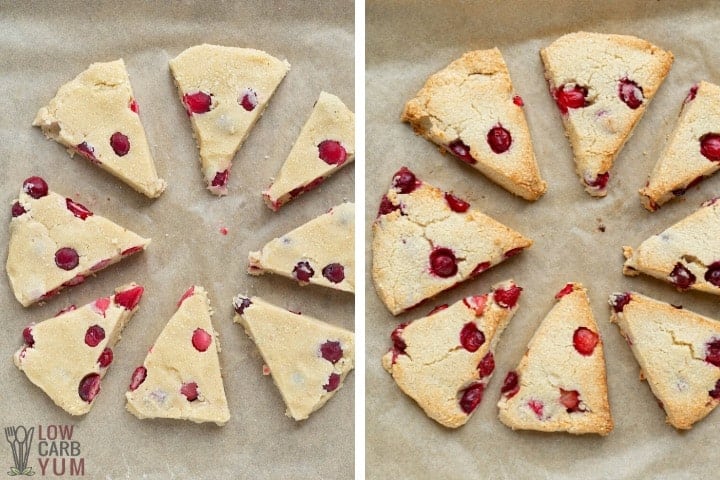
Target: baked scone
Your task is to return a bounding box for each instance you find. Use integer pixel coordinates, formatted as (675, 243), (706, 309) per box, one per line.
(401, 49), (546, 201)
(233, 295), (354, 421)
(6, 176), (150, 307)
(372, 167), (532, 315)
(248, 202), (354, 293)
(497, 283), (613, 435)
(609, 291), (720, 429)
(169, 44), (290, 195)
(125, 286), (230, 426)
(640, 81), (720, 211)
(541, 32), (673, 196)
(382, 280), (521, 428)
(623, 197), (720, 295)
(263, 92), (354, 210)
(14, 284), (144, 416)
(33, 59), (166, 198)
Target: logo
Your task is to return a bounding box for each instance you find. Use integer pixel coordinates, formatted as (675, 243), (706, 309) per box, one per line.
(4, 426), (34, 476)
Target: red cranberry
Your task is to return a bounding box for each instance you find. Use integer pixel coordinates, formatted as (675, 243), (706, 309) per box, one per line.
(555, 283), (574, 299)
(478, 352), (495, 377)
(513, 95), (524, 107)
(177, 286), (195, 307)
(121, 245), (144, 256)
(390, 323), (408, 363)
(586, 172), (609, 190)
(192, 328), (212, 352)
(84, 325), (105, 347)
(22, 176), (49, 199)
(11, 201), (26, 217)
(710, 379), (720, 399)
(610, 292), (632, 313)
(573, 327), (599, 356)
(78, 373), (101, 402)
(323, 373), (341, 392)
(181, 382), (199, 401)
(493, 284), (522, 309)
(56, 304), (77, 316)
(504, 247), (523, 259)
(55, 247), (79, 270)
(427, 304), (448, 316)
(182, 91), (213, 115)
(705, 339), (720, 367)
(463, 295), (487, 316)
(322, 263), (345, 283)
(320, 340), (343, 364)
(673, 175), (705, 196)
(448, 139), (476, 164)
(669, 263), (696, 290)
(444, 192), (470, 212)
(66, 198), (93, 220)
(293, 261), (315, 282)
(76, 142), (99, 163)
(470, 262), (491, 277)
(22, 326), (34, 347)
(97, 348), (113, 368)
(129, 98), (139, 113)
(553, 84), (588, 114)
(318, 140), (347, 166)
(233, 296), (252, 315)
(685, 84), (699, 103)
(377, 195), (400, 216)
(700, 133), (720, 162)
(528, 399), (544, 419)
(705, 262), (720, 287)
(487, 124), (512, 154)
(559, 389), (583, 412)
(460, 322), (486, 352)
(618, 78), (644, 109)
(429, 248), (457, 277)
(114, 285), (144, 310)
(90, 259), (112, 271)
(392, 167), (420, 194)
(459, 383), (484, 414)
(129, 366), (147, 391)
(501, 371), (520, 398)
(239, 88), (258, 111)
(211, 170), (229, 188)
(110, 132), (130, 156)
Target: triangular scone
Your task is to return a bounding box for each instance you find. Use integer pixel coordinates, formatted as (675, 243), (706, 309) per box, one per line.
(401, 49), (546, 201)
(33, 59), (166, 198)
(125, 286), (230, 425)
(248, 202), (354, 293)
(640, 82), (720, 211)
(6, 176), (150, 307)
(372, 167), (532, 315)
(497, 283), (613, 435)
(14, 284), (144, 416)
(232, 295), (354, 421)
(609, 291), (720, 429)
(623, 197), (720, 295)
(263, 92), (355, 210)
(169, 44), (290, 195)
(540, 32), (673, 196)
(382, 280), (521, 428)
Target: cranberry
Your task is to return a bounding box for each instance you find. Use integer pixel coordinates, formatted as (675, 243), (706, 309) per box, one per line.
(56, 304), (77, 317)
(11, 201), (26, 217)
(129, 98), (139, 113)
(377, 195), (400, 216)
(129, 366), (147, 391)
(211, 170), (229, 188)
(559, 389), (583, 412)
(78, 373), (101, 402)
(448, 139), (476, 164)
(444, 192), (470, 212)
(478, 352), (495, 378)
(22, 176), (48, 199)
(289, 176), (325, 198)
(55, 247), (79, 270)
(555, 283), (574, 299)
(705, 262), (720, 287)
(573, 327), (599, 356)
(673, 175), (705, 196)
(460, 322), (485, 352)
(585, 172), (609, 190)
(110, 132), (130, 156)
(618, 78), (644, 109)
(669, 262), (696, 290)
(182, 91), (213, 115)
(22, 326), (34, 347)
(504, 247), (523, 259)
(487, 124), (512, 154)
(429, 248), (458, 277)
(493, 284), (522, 309)
(685, 84), (699, 103)
(322, 263), (345, 283)
(501, 371), (520, 398)
(84, 325), (105, 347)
(700, 133), (720, 162)
(427, 304), (448, 315)
(121, 245), (144, 256)
(710, 379), (720, 399)
(463, 295), (487, 316)
(528, 399), (544, 419)
(97, 348), (113, 368)
(610, 292), (632, 313)
(177, 286), (195, 307)
(390, 323), (408, 363)
(239, 88), (258, 111)
(392, 167), (420, 193)
(234, 296), (252, 315)
(705, 339), (720, 367)
(181, 382), (199, 401)
(513, 95), (524, 107)
(459, 383), (484, 414)
(318, 140), (347, 166)
(192, 328), (212, 352)
(114, 285), (144, 310)
(76, 142), (99, 163)
(293, 261), (315, 282)
(65, 198), (93, 220)
(323, 373), (341, 392)
(553, 84), (588, 114)
(470, 262), (491, 277)
(320, 340), (343, 364)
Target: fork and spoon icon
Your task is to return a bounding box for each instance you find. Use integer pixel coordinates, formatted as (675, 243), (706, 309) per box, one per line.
(4, 426), (34, 476)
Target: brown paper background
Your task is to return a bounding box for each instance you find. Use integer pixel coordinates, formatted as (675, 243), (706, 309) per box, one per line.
(366, 1), (720, 478)
(0, 1), (354, 478)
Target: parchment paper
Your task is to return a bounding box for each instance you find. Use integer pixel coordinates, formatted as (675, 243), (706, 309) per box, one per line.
(0, 1), (354, 478)
(366, 1), (720, 478)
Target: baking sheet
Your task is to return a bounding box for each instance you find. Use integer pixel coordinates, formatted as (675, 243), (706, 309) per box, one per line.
(366, 1), (720, 478)
(0, 1), (354, 478)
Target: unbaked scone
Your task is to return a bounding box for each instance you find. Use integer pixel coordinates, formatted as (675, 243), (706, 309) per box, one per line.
(402, 49), (546, 201)
(6, 176), (150, 307)
(640, 81), (720, 211)
(33, 59), (166, 198)
(249, 202), (354, 292)
(169, 44), (290, 195)
(541, 32), (673, 196)
(14, 284), (144, 416)
(609, 291), (720, 429)
(372, 166), (532, 315)
(497, 283), (613, 435)
(263, 91), (354, 210)
(125, 286), (230, 426)
(623, 197), (720, 296)
(382, 280), (521, 428)
(233, 295), (355, 421)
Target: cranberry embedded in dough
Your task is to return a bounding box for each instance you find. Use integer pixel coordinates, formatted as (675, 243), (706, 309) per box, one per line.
(182, 91), (213, 115)
(78, 373), (101, 402)
(618, 77), (644, 109)
(22, 176), (49, 199)
(320, 340), (343, 364)
(65, 198), (93, 220)
(55, 247), (79, 270)
(239, 88), (258, 111)
(428, 248), (458, 278)
(444, 192), (470, 213)
(477, 352), (495, 377)
(191, 328), (212, 352)
(321, 263), (345, 283)
(486, 124), (512, 154)
(97, 348), (113, 368)
(11, 201), (26, 217)
(459, 383), (484, 414)
(129, 366), (147, 391)
(110, 132), (130, 157)
(84, 325), (106, 347)
(181, 382), (199, 402)
(318, 140), (347, 166)
(293, 261), (315, 282)
(573, 327), (599, 356)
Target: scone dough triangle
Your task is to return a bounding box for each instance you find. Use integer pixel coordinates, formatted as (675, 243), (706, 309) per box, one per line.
(541, 32), (673, 196)
(233, 295), (355, 421)
(6, 176), (150, 307)
(14, 284), (145, 416)
(402, 49), (546, 201)
(382, 280), (521, 428)
(497, 283), (613, 435)
(610, 291), (720, 429)
(372, 167), (532, 315)
(125, 286), (230, 426)
(169, 44), (290, 195)
(248, 202), (354, 293)
(33, 59), (166, 198)
(263, 91), (355, 210)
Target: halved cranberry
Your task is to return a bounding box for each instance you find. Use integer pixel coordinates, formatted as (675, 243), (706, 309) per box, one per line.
(669, 262), (696, 290)
(444, 192), (470, 212)
(392, 167), (420, 193)
(427, 304), (448, 316)
(110, 132), (130, 156)
(459, 383), (484, 414)
(501, 371), (520, 398)
(55, 247), (79, 270)
(705, 339), (720, 367)
(504, 247), (523, 259)
(182, 91), (213, 115)
(121, 245), (144, 256)
(487, 124), (512, 154)
(211, 170), (229, 188)
(390, 323), (408, 363)
(559, 389), (583, 412)
(78, 373), (101, 402)
(322, 263), (345, 283)
(573, 327), (599, 356)
(463, 295), (487, 316)
(77, 142), (99, 163)
(23, 176), (48, 199)
(192, 328), (212, 352)
(555, 283), (574, 299)
(528, 399), (544, 419)
(233, 296), (252, 315)
(700, 133), (720, 162)
(293, 261), (315, 282)
(585, 172), (610, 190)
(685, 84), (699, 104)
(177, 286), (195, 307)
(318, 140), (347, 166)
(470, 262), (491, 277)
(129, 366), (147, 391)
(22, 326), (34, 347)
(429, 248), (458, 278)
(705, 262), (720, 287)
(710, 379), (720, 399)
(493, 284), (522, 309)
(85, 325), (105, 347)
(448, 139), (476, 164)
(377, 195), (400, 216)
(66, 198), (93, 220)
(513, 95), (524, 107)
(323, 373), (341, 392)
(129, 98), (139, 113)
(320, 340), (343, 364)
(478, 352), (495, 377)
(97, 348), (113, 368)
(239, 88), (258, 111)
(114, 285), (144, 310)
(56, 304), (77, 316)
(181, 382), (199, 401)
(460, 322), (485, 352)
(11, 201), (26, 217)
(610, 292), (632, 313)
(618, 78), (644, 109)
(553, 84), (588, 114)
